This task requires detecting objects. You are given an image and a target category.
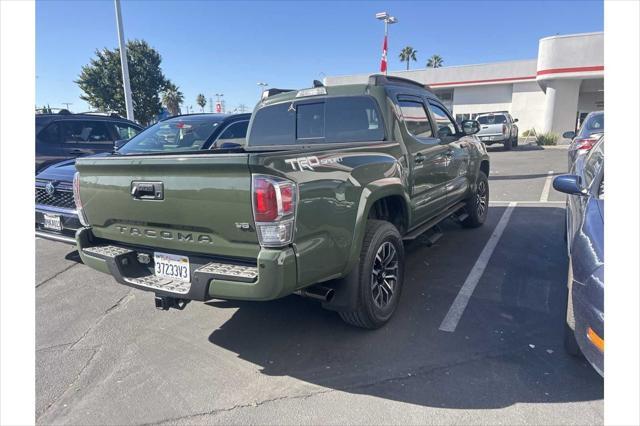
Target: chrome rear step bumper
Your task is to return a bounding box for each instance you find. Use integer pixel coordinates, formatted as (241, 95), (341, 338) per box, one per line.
(81, 244), (258, 301)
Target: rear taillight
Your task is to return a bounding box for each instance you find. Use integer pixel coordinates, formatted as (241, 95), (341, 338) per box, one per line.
(252, 174), (297, 247)
(502, 124), (507, 135)
(574, 137), (597, 151)
(73, 172), (89, 226)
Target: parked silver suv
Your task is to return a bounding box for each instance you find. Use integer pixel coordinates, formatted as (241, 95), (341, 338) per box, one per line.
(475, 112), (519, 151)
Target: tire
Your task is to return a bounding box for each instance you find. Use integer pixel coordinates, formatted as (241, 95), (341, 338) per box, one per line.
(503, 138), (512, 151)
(513, 132), (519, 147)
(564, 258), (582, 356)
(462, 171), (489, 228)
(339, 220), (405, 329)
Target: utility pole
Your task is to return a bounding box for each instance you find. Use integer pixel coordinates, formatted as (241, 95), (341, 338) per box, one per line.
(209, 97), (213, 113)
(114, 0), (135, 121)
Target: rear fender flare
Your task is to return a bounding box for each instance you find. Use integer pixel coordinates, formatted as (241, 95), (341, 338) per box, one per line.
(343, 177), (409, 275)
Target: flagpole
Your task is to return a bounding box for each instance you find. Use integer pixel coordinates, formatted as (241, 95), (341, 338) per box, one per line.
(384, 20), (388, 75)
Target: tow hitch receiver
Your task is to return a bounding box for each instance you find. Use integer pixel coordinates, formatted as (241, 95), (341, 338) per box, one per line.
(155, 296), (190, 311)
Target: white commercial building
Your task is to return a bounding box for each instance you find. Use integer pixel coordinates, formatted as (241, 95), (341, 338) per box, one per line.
(326, 32), (603, 137)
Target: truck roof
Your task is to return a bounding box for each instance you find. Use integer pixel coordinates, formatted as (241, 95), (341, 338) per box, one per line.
(260, 74), (433, 106)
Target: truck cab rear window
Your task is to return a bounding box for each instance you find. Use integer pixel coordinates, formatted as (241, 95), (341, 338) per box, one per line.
(249, 96), (384, 146)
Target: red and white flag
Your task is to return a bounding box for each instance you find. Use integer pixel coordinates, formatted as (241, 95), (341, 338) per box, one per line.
(380, 35), (388, 73)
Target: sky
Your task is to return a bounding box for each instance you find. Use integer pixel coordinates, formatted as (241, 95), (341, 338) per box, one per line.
(36, 0), (604, 115)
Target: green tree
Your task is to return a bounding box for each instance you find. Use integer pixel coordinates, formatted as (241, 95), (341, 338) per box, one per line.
(399, 46), (418, 70)
(76, 39), (172, 125)
(196, 94), (207, 112)
(161, 83), (184, 116)
(427, 54), (444, 68)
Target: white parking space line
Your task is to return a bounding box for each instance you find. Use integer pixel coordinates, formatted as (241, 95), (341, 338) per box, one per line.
(490, 200), (563, 205)
(439, 202), (517, 333)
(539, 170), (555, 202)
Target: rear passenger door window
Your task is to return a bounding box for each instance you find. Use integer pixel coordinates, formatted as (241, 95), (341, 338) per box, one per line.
(213, 120), (250, 147)
(398, 99), (433, 139)
(114, 123), (141, 140)
(38, 123), (60, 144)
(60, 121), (113, 144)
(427, 102), (459, 142)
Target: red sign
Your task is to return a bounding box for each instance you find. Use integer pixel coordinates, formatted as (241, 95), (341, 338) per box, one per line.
(215, 102), (222, 113)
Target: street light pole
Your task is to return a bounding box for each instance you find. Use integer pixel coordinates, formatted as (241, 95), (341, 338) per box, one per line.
(375, 12), (397, 76)
(257, 82), (268, 99)
(114, 0), (135, 122)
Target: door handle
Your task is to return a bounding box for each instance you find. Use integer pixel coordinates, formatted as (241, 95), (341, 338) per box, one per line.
(414, 153), (425, 164)
(70, 149), (86, 155)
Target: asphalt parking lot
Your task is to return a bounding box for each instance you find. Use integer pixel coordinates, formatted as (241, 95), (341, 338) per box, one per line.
(36, 143), (603, 425)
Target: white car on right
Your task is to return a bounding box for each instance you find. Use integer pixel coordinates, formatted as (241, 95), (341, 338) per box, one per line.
(475, 112), (519, 151)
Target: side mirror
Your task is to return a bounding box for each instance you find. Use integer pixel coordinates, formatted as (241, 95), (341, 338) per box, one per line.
(461, 119), (480, 135)
(513, 118), (519, 123)
(553, 175), (587, 196)
(562, 131), (576, 139)
(114, 139), (129, 150)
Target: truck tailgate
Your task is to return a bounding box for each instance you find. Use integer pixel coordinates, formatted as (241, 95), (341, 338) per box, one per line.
(75, 154), (259, 259)
(477, 124), (504, 136)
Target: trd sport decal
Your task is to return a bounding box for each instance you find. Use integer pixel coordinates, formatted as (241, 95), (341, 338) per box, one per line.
(285, 156), (343, 171)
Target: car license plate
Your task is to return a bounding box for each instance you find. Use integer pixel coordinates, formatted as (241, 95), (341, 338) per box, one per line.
(43, 214), (62, 231)
(154, 252), (190, 282)
(481, 136), (489, 141)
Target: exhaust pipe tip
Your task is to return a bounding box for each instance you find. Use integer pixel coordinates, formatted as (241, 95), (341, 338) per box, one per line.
(295, 286), (335, 303)
(325, 289), (335, 303)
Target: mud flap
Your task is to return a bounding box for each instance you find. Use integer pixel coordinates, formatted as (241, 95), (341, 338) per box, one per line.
(321, 266), (360, 312)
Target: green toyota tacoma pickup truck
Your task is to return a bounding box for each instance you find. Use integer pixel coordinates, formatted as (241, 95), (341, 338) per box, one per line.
(73, 75), (490, 328)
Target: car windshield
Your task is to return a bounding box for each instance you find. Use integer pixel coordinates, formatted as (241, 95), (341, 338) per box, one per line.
(477, 115), (506, 125)
(117, 116), (224, 154)
(577, 112), (604, 138)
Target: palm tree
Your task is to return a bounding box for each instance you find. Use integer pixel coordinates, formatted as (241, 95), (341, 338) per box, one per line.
(399, 46), (418, 71)
(161, 83), (184, 116)
(426, 54), (444, 68)
(196, 94), (206, 112)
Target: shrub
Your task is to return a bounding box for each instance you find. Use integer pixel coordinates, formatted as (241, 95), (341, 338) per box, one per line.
(536, 132), (559, 146)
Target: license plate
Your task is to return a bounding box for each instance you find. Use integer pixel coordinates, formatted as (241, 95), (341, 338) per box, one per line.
(481, 136), (489, 141)
(43, 214), (62, 231)
(154, 252), (190, 282)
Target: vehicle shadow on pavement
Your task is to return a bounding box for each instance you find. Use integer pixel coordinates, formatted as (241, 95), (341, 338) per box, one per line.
(206, 206), (603, 410)
(487, 144), (543, 153)
(489, 171), (563, 181)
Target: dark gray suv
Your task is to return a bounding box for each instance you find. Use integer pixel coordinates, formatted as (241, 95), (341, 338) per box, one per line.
(35, 112), (143, 172)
